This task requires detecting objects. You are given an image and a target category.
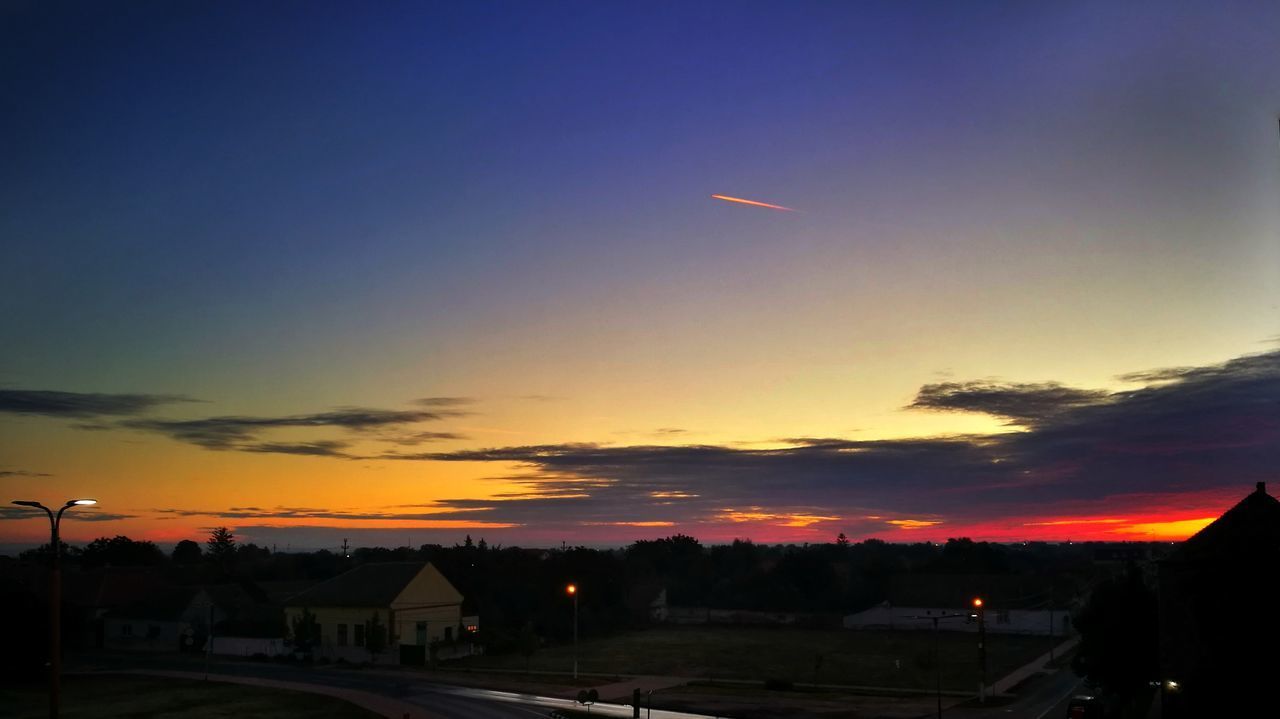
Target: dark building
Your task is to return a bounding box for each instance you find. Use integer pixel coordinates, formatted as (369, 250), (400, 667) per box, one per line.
(1157, 482), (1280, 717)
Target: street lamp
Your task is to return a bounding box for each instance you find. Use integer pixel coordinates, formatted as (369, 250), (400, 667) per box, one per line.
(909, 612), (967, 719)
(12, 498), (97, 719)
(566, 583), (579, 679)
(971, 597), (987, 703)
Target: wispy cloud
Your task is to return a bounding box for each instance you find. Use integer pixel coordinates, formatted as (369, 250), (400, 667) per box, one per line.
(413, 397), (476, 408)
(150, 505), (505, 523)
(393, 349), (1278, 534)
(0, 507), (136, 522)
(0, 468), (52, 478)
(123, 407), (460, 450)
(241, 441), (354, 458)
(0, 389), (195, 418)
(376, 431), (469, 447)
(907, 381), (1110, 426)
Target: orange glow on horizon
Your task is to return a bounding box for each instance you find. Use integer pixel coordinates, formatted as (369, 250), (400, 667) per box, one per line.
(1110, 516), (1216, 539)
(886, 519), (941, 529)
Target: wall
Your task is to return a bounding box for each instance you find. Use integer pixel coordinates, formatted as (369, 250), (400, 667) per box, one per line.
(664, 606), (836, 627)
(210, 636), (287, 657)
(102, 618), (185, 651)
(841, 605), (1073, 636)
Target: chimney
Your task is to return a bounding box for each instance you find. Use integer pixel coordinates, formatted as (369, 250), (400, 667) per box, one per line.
(1257, 481), (1267, 495)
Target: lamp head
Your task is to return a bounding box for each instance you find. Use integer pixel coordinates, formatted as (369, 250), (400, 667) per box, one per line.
(69, 499), (97, 506)
(13, 500), (43, 508)
(567, 583), (577, 595)
(972, 597), (984, 608)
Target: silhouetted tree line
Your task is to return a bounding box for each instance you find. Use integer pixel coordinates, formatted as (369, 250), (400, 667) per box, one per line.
(9, 529), (1114, 655)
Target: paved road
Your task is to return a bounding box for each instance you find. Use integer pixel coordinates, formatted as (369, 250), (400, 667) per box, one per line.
(948, 669), (1085, 719)
(71, 654), (717, 719)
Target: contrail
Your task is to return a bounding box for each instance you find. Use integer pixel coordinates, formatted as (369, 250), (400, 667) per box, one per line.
(711, 194), (796, 212)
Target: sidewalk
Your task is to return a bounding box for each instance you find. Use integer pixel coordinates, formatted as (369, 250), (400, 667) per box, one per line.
(590, 675), (689, 703)
(991, 635), (1080, 695)
(82, 668), (439, 719)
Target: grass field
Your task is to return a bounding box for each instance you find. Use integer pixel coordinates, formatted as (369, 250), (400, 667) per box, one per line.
(451, 626), (1052, 691)
(0, 675), (380, 719)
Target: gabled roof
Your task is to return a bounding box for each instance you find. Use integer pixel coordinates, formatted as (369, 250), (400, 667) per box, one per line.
(106, 585), (197, 620)
(64, 566), (175, 609)
(1169, 482), (1280, 562)
(285, 562), (446, 608)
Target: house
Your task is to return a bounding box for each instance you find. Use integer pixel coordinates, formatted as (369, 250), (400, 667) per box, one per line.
(102, 582), (262, 652)
(283, 562), (468, 665)
(1157, 482), (1280, 718)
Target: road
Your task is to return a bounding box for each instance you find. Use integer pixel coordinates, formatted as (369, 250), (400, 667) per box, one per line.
(948, 668), (1085, 719)
(70, 653), (719, 719)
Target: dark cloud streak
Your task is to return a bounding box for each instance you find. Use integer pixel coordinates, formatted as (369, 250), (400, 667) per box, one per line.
(0, 389), (194, 418)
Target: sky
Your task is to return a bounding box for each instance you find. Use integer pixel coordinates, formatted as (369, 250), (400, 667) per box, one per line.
(2, 1), (1278, 551)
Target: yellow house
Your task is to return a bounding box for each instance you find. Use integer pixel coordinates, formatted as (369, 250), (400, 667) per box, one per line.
(284, 562), (464, 665)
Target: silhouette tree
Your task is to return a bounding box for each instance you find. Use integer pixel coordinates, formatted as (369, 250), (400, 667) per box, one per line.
(518, 620), (539, 673)
(836, 532), (850, 548)
(289, 607), (319, 654)
(1072, 565), (1158, 705)
(79, 535), (165, 569)
(207, 526), (237, 562)
(172, 539), (203, 564)
(18, 540), (80, 567)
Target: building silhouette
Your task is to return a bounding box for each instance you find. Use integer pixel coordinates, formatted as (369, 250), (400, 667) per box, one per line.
(1158, 481), (1280, 717)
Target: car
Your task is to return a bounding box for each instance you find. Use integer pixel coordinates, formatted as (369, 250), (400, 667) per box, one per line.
(1067, 695), (1104, 719)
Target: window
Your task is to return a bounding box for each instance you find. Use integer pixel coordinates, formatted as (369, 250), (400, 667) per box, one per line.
(122, 623), (133, 637)
(444, 626), (453, 642)
(415, 621), (427, 645)
(337, 623), (348, 646)
(354, 623), (365, 647)
(997, 610), (1011, 624)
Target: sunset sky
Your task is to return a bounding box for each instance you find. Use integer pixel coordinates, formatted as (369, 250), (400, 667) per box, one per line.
(2, 1), (1278, 551)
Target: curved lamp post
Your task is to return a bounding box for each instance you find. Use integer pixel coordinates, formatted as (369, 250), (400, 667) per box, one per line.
(12, 498), (97, 719)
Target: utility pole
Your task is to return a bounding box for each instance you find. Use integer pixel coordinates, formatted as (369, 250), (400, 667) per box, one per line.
(204, 602), (213, 680)
(973, 598), (987, 703)
(567, 583), (579, 679)
(342, 538), (350, 559)
(909, 612), (966, 719)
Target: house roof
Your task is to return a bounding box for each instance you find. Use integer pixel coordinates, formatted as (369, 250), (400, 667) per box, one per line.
(285, 562), (439, 608)
(63, 566), (175, 609)
(107, 586), (197, 620)
(1169, 482), (1280, 562)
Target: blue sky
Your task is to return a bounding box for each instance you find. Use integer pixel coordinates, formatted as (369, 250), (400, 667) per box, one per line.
(2, 1), (1277, 548)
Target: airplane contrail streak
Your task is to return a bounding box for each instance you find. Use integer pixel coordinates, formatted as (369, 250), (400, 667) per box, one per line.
(711, 194), (796, 212)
